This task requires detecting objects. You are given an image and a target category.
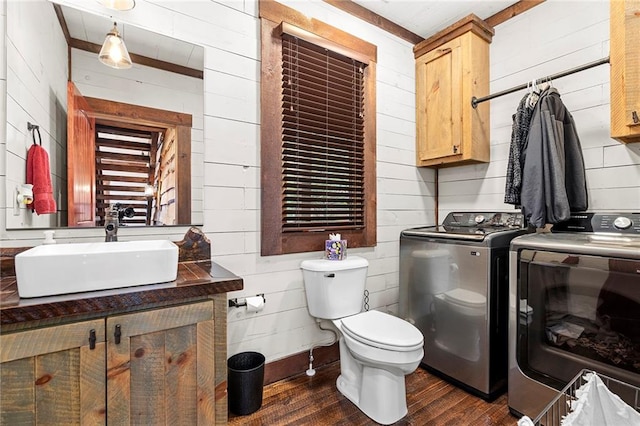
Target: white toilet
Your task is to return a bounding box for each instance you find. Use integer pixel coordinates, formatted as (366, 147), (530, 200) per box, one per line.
(301, 256), (424, 425)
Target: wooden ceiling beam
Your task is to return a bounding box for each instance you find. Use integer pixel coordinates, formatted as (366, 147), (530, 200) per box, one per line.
(321, 0), (424, 45)
(322, 0), (546, 46)
(68, 38), (203, 79)
(485, 0), (546, 28)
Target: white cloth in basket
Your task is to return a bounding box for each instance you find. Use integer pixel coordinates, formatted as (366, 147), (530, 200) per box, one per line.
(517, 415), (534, 426)
(561, 372), (640, 426)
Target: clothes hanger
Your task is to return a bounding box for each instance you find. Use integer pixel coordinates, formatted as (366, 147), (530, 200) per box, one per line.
(538, 76), (552, 92)
(527, 78), (540, 108)
(533, 78), (541, 94)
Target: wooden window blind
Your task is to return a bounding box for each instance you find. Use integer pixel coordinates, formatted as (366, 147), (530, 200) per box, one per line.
(260, 2), (377, 256)
(281, 34), (366, 232)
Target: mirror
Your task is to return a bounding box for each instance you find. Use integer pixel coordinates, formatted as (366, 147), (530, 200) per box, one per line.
(5, 0), (204, 229)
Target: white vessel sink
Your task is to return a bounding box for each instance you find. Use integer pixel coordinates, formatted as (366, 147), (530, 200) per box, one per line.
(15, 240), (179, 298)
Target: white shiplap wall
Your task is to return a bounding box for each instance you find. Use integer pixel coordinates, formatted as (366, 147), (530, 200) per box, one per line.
(1, 0), (432, 364)
(219, 0), (432, 361)
(4, 0), (67, 229)
(438, 0), (640, 218)
(4, 0), (635, 367)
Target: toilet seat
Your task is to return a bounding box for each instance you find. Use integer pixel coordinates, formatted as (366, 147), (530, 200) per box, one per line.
(435, 288), (485, 317)
(443, 288), (485, 308)
(340, 310), (423, 352)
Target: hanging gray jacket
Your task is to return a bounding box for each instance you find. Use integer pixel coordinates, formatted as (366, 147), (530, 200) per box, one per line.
(520, 88), (588, 228)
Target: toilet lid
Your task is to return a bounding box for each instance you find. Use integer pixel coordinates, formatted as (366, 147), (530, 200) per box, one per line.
(300, 256), (368, 272)
(341, 310), (423, 352)
(443, 288), (485, 307)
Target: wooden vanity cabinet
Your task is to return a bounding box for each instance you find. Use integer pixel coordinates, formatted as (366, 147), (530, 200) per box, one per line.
(414, 15), (494, 167)
(610, 0), (640, 143)
(1, 300), (216, 425)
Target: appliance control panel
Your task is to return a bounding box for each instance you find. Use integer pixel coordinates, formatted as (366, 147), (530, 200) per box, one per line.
(446, 212), (524, 229)
(594, 213), (640, 234)
(552, 213), (640, 235)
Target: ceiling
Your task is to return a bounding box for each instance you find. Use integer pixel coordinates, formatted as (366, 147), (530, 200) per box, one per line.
(59, 1), (520, 70)
(59, 4), (204, 70)
(351, 0), (519, 39)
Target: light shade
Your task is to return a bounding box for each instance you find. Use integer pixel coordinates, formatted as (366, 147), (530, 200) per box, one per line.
(99, 23), (132, 69)
(97, 0), (135, 11)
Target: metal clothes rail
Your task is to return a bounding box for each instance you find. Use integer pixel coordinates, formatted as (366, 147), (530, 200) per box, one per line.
(471, 56), (610, 108)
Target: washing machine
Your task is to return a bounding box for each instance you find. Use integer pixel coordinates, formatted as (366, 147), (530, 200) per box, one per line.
(399, 212), (528, 400)
(508, 212), (640, 419)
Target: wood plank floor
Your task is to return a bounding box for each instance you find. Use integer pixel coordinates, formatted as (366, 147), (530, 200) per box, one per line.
(228, 361), (518, 425)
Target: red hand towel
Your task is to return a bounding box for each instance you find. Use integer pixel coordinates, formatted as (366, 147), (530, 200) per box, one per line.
(26, 145), (57, 215)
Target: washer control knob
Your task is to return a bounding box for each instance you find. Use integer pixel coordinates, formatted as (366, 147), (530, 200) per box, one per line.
(474, 215), (485, 224)
(613, 216), (632, 230)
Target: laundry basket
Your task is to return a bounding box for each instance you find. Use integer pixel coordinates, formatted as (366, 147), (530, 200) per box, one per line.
(533, 369), (640, 426)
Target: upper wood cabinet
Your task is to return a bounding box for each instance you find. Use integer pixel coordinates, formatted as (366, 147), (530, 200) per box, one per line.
(610, 0), (640, 143)
(414, 15), (494, 167)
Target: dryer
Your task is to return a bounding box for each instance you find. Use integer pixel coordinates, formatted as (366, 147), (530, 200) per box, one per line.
(508, 212), (640, 419)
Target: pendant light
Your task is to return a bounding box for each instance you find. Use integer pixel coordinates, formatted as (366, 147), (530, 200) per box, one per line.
(98, 0), (136, 11)
(99, 22), (132, 69)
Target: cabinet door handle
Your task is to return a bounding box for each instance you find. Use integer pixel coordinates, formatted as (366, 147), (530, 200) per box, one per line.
(114, 324), (122, 345)
(89, 329), (97, 350)
(632, 111), (639, 124)
(453, 145), (459, 153)
(438, 48), (452, 54)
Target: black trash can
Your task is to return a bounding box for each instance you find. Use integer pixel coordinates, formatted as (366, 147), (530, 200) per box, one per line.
(227, 351), (265, 415)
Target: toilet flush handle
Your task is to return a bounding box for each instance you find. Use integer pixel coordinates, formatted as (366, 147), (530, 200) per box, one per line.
(324, 273), (335, 278)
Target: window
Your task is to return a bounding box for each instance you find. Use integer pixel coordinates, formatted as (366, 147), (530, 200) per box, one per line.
(94, 124), (157, 226)
(260, 0), (377, 256)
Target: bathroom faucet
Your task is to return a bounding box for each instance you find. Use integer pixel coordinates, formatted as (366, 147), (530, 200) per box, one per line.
(105, 205), (119, 242)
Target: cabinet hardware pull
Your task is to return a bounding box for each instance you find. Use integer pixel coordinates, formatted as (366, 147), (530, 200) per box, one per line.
(453, 145), (459, 153)
(633, 111), (639, 124)
(89, 329), (97, 350)
(114, 324), (122, 344)
(438, 48), (452, 54)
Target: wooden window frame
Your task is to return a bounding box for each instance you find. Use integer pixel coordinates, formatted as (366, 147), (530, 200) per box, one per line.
(260, 0), (377, 256)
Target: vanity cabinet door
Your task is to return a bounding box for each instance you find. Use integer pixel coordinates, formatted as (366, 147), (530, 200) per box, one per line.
(0, 319), (106, 425)
(106, 300), (215, 425)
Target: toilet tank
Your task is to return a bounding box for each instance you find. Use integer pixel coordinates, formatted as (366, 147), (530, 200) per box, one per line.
(300, 256), (369, 319)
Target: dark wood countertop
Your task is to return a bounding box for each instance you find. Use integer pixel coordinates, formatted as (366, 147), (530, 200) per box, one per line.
(1, 260), (243, 327)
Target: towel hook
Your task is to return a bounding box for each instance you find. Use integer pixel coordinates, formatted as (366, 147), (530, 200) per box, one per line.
(27, 122), (41, 146)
